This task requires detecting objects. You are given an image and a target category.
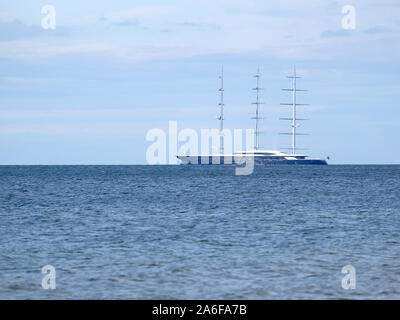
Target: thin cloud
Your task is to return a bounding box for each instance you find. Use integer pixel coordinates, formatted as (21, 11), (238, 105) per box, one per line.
(0, 19), (69, 41)
(103, 6), (175, 23)
(176, 22), (220, 30)
(362, 26), (394, 34)
(321, 29), (353, 38)
(98, 16), (140, 27)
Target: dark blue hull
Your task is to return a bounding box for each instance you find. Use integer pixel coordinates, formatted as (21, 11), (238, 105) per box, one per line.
(178, 156), (327, 165)
(254, 158), (327, 165)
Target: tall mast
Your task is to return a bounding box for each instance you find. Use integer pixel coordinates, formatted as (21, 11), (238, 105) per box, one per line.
(292, 66), (297, 154)
(251, 67), (264, 150)
(218, 66), (224, 154)
(280, 65), (308, 154)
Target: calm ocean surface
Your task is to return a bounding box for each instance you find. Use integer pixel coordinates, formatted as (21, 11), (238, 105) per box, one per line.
(0, 165), (399, 299)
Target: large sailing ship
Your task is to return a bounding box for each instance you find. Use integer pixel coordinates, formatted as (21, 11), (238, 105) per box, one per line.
(177, 67), (328, 165)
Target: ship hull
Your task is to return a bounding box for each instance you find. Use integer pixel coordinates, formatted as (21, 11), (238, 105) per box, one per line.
(177, 155), (327, 165)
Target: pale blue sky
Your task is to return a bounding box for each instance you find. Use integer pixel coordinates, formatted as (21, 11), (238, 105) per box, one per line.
(0, 0), (399, 164)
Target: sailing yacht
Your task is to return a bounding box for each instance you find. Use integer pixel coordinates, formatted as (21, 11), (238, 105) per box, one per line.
(177, 67), (328, 165)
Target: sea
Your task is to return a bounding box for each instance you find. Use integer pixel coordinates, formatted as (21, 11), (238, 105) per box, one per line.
(0, 165), (399, 299)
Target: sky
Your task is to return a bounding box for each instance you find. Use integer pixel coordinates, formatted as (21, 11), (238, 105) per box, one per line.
(0, 0), (399, 164)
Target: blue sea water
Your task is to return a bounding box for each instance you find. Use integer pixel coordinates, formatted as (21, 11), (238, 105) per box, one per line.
(0, 165), (399, 299)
